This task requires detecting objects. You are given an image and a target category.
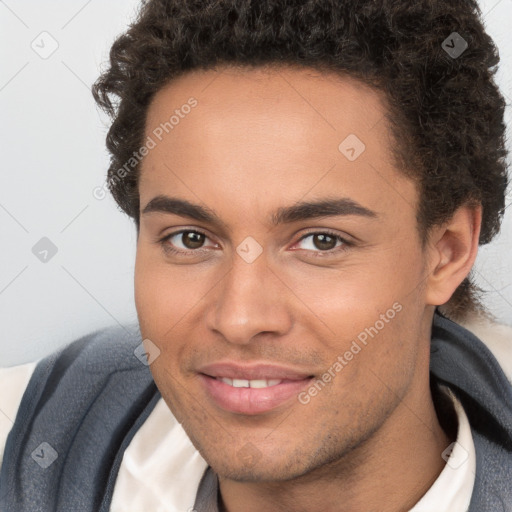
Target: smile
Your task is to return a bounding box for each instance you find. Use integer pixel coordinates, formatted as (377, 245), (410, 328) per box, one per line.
(216, 377), (283, 388)
(199, 374), (314, 415)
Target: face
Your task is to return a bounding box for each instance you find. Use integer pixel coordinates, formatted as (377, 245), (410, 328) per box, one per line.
(135, 65), (434, 481)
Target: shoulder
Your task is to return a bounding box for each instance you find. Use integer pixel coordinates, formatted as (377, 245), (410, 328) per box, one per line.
(0, 325), (160, 511)
(43, 323), (147, 374)
(458, 315), (512, 383)
(15, 324), (152, 393)
(0, 362), (38, 467)
(0, 324), (149, 468)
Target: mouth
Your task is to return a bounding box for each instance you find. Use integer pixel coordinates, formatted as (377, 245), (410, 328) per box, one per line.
(214, 377), (290, 388)
(197, 362), (315, 415)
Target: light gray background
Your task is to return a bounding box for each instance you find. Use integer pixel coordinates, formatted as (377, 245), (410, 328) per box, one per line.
(1, 0), (511, 367)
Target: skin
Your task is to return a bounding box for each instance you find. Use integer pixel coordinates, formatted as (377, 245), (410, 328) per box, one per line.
(134, 64), (481, 512)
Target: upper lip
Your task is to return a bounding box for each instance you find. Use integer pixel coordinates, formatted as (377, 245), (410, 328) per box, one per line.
(197, 362), (313, 381)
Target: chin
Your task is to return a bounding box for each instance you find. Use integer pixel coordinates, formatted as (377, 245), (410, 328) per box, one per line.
(212, 463), (297, 483)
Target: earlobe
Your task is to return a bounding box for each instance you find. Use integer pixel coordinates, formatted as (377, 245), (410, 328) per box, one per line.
(425, 204), (482, 307)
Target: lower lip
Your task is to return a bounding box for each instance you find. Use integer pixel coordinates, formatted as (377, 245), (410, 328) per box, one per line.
(199, 374), (313, 415)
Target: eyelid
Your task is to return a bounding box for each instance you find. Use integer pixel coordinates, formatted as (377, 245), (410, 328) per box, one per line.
(296, 228), (354, 243)
(290, 229), (353, 254)
(158, 228), (219, 252)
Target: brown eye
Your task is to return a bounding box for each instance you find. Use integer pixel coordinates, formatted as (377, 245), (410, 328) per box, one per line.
(292, 231), (352, 257)
(311, 233), (337, 251)
(297, 233), (341, 251)
(181, 231), (205, 249)
(160, 229), (216, 254)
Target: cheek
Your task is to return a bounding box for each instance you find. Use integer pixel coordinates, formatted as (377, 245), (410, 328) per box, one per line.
(134, 249), (206, 333)
(134, 255), (194, 393)
(277, 245), (425, 368)
(277, 262), (412, 336)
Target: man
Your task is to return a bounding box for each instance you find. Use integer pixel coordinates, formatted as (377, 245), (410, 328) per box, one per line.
(1, 0), (511, 511)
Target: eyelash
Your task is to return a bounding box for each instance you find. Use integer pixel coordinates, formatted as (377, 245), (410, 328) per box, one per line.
(159, 229), (214, 257)
(294, 230), (353, 257)
(158, 229), (353, 258)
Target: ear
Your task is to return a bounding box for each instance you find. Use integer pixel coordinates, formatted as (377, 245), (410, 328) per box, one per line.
(424, 203), (482, 306)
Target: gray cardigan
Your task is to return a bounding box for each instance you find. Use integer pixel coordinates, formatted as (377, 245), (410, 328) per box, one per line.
(1, 311), (511, 511)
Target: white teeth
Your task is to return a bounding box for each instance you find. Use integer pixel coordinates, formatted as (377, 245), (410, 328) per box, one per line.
(218, 378), (283, 388)
(248, 379), (269, 388)
(232, 379), (250, 388)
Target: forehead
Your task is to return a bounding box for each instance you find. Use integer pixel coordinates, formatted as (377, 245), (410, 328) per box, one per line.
(145, 64), (389, 143)
(139, 65), (417, 224)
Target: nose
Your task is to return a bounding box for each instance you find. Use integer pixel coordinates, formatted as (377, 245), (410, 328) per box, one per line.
(205, 250), (293, 345)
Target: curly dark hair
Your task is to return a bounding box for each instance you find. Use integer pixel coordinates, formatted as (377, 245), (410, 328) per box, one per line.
(92, 0), (509, 323)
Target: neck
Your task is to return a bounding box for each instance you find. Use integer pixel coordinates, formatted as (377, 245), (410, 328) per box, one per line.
(218, 370), (455, 512)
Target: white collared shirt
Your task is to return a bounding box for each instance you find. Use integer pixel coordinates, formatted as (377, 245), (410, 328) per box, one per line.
(409, 386), (475, 512)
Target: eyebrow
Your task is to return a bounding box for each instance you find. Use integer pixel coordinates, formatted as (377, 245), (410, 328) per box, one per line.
(141, 195), (378, 227)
